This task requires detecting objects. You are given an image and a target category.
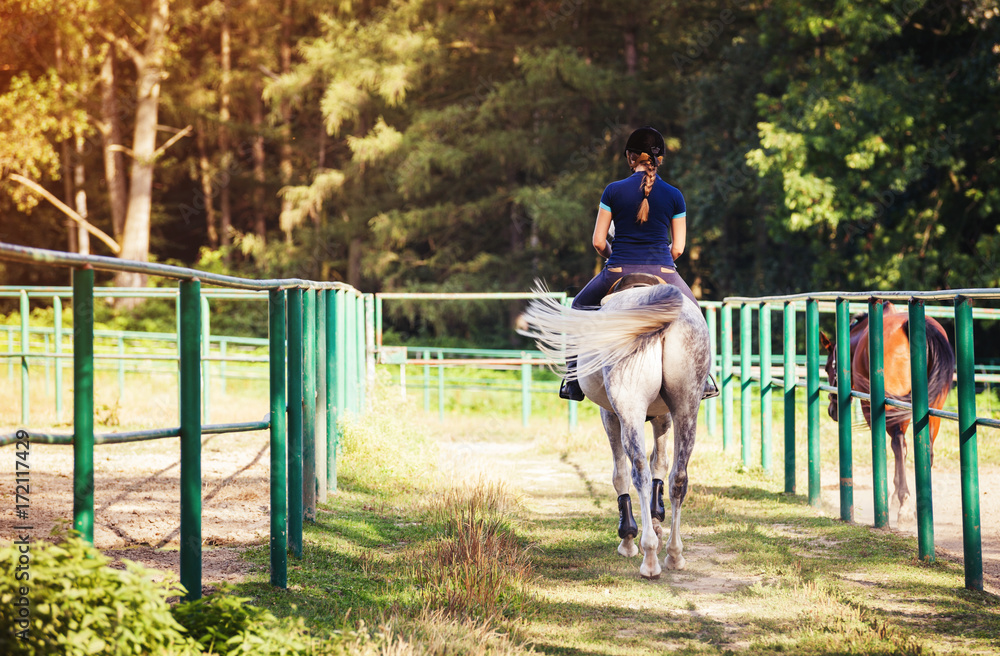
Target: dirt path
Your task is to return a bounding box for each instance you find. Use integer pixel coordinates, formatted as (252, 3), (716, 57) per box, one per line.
(4, 419), (999, 602)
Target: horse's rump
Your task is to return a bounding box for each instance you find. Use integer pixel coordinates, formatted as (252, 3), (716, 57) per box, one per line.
(852, 312), (955, 426)
(517, 283), (685, 381)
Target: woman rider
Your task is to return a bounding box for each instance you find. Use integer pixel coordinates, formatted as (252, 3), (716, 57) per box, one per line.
(558, 126), (719, 401)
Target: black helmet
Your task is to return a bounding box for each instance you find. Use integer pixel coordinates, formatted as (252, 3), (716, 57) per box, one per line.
(623, 126), (665, 161)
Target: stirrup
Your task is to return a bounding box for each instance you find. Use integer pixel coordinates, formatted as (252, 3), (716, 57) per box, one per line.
(559, 378), (585, 402)
(702, 373), (720, 400)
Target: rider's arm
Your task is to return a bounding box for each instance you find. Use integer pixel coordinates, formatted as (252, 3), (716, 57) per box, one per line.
(592, 207), (613, 258)
(671, 216), (686, 261)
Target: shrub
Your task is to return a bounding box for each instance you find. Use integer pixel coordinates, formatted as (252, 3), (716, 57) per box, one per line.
(171, 589), (312, 655)
(0, 534), (196, 656)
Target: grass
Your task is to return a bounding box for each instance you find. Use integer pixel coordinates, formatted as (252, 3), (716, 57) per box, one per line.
(6, 356), (1000, 653)
(211, 384), (1000, 655)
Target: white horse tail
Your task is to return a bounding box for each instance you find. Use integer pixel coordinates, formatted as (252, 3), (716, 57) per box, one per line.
(516, 284), (685, 380)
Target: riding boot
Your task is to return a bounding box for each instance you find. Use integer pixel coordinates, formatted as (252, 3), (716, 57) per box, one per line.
(701, 372), (720, 400)
(559, 358), (586, 401)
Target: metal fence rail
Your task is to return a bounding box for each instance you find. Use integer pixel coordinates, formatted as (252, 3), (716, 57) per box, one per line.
(718, 289), (999, 592)
(0, 242), (371, 600)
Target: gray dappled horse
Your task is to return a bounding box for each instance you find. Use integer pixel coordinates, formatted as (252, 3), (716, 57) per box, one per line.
(518, 278), (711, 578)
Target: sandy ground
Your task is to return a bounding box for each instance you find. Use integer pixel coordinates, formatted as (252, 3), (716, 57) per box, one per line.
(1, 430), (272, 595)
(820, 462), (1000, 590)
(3, 422), (999, 596)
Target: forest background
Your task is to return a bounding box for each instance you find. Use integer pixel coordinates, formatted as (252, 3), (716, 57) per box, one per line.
(1, 0), (998, 348)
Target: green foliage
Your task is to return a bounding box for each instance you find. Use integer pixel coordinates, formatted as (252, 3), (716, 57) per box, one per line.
(171, 590), (312, 655)
(0, 533), (318, 656)
(0, 533), (196, 656)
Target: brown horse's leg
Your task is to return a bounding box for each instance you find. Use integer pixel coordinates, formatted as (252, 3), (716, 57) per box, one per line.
(928, 390), (949, 468)
(889, 425), (911, 525)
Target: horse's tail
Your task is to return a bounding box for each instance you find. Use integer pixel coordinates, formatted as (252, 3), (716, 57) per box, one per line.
(516, 284), (685, 381)
(924, 318), (956, 406)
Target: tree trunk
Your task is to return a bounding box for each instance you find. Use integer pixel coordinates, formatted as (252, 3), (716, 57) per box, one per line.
(251, 79), (267, 241)
(197, 120), (219, 247)
(115, 0), (169, 288)
(56, 32), (77, 255)
(348, 237), (362, 288)
(218, 1), (232, 250)
(279, 0), (294, 244)
(74, 133), (90, 255)
(61, 140), (77, 254)
(624, 27), (637, 76)
(100, 50), (128, 241)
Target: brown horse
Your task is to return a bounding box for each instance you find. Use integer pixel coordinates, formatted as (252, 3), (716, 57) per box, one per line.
(820, 302), (955, 524)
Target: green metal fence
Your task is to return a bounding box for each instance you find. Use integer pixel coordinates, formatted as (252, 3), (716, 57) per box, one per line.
(719, 290), (1000, 592)
(0, 242), (370, 600)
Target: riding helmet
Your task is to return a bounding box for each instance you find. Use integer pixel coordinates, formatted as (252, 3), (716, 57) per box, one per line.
(623, 126), (665, 161)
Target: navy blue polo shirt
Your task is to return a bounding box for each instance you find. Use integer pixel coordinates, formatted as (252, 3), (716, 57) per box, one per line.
(599, 172), (686, 267)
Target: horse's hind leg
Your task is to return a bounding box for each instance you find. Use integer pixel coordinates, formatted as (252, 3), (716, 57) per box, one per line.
(889, 426), (912, 525)
(602, 409), (638, 558)
(649, 414), (672, 553)
(663, 408), (697, 571)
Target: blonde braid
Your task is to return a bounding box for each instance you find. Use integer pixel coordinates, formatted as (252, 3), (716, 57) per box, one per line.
(634, 153), (659, 224)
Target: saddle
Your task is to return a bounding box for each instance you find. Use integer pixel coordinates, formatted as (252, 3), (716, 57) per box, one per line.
(601, 272), (667, 305)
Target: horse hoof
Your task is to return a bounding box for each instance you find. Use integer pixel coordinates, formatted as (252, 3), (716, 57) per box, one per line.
(618, 540), (639, 558)
(640, 562), (662, 579)
(665, 554), (686, 570)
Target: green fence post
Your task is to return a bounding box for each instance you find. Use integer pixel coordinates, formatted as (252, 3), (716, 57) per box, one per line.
(179, 279), (203, 601)
(806, 299), (820, 507)
(118, 335), (126, 401)
(783, 301), (796, 494)
(562, 297), (577, 433)
(335, 290), (347, 430)
(706, 306), (718, 437)
(521, 352), (531, 428)
(220, 339), (228, 396)
(955, 296), (982, 590)
(345, 294), (357, 415)
(759, 302), (772, 473)
(268, 289), (287, 588)
(202, 296), (211, 424)
(423, 348), (431, 413)
(375, 294), (383, 351)
(302, 290), (317, 523)
(836, 297), (854, 522)
(437, 350), (445, 422)
(316, 290), (328, 505)
(54, 296), (63, 421)
(286, 288), (304, 559)
(72, 269), (94, 544)
(359, 294), (370, 412)
(722, 303), (733, 452)
(43, 333), (51, 396)
(740, 302), (752, 467)
(7, 326), (13, 381)
(908, 299), (934, 561)
(20, 290), (29, 425)
(869, 299), (889, 528)
(176, 293), (182, 420)
(325, 289), (338, 494)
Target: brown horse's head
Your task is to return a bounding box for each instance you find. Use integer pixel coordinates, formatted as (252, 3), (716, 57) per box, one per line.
(819, 331), (838, 421)
(819, 313), (871, 422)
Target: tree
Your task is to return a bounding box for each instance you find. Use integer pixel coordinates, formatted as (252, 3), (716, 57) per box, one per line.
(744, 0), (1000, 291)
